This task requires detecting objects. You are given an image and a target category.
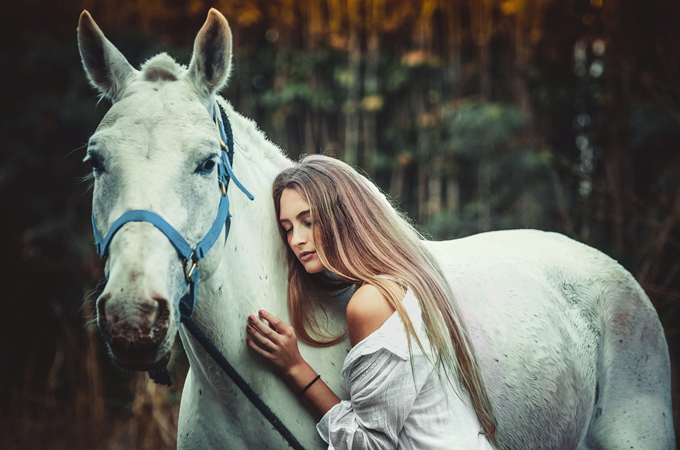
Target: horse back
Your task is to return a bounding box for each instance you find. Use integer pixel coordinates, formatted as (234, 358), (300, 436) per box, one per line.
(427, 229), (672, 449)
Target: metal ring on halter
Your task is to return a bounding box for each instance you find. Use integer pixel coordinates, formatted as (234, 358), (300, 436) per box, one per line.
(184, 252), (198, 283)
(220, 182), (227, 196)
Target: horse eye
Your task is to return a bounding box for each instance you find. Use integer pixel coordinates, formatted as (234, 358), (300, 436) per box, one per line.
(198, 159), (216, 173)
(90, 155), (104, 173)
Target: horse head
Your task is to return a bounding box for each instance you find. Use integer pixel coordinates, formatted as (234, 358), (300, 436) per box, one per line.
(78, 9), (234, 371)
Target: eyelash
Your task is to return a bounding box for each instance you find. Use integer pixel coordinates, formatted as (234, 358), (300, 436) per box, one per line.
(283, 221), (311, 233)
(85, 152), (105, 174)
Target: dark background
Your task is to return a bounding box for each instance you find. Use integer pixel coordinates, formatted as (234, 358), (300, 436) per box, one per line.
(0, 0), (678, 448)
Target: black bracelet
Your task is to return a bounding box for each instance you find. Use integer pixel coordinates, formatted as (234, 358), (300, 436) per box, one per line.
(298, 374), (321, 397)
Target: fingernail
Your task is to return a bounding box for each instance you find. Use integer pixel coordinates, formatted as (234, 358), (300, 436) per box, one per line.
(246, 325), (252, 331)
(248, 316), (254, 322)
(258, 310), (263, 316)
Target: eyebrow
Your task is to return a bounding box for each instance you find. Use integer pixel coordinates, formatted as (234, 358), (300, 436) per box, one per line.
(279, 209), (310, 224)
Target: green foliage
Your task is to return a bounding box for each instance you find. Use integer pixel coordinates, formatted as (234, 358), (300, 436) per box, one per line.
(259, 81), (337, 111)
(444, 102), (526, 155)
(425, 144), (559, 240)
(249, 47), (344, 114)
(385, 63), (413, 92)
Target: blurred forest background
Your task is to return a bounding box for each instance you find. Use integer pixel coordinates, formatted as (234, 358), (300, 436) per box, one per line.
(1, 0), (679, 448)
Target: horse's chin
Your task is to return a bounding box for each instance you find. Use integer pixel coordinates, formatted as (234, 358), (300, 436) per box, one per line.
(113, 351), (172, 372)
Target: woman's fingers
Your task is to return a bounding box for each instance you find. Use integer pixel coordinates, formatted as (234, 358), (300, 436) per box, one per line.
(246, 336), (270, 358)
(246, 312), (304, 373)
(259, 310), (284, 329)
(248, 315), (280, 342)
(247, 324), (277, 351)
(259, 310), (293, 336)
(258, 310), (280, 325)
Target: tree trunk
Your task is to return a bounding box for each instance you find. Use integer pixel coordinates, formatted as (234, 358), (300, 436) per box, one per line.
(418, 160), (429, 222)
(445, 174), (460, 213)
(470, 0), (493, 100)
(362, 0), (382, 176)
(478, 156), (492, 231)
(344, 0), (362, 166)
(446, 0), (464, 98)
(428, 153), (443, 214)
(512, 0), (535, 132)
(389, 160), (405, 200)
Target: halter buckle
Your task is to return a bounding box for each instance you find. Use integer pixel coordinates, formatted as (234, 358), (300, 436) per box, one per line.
(183, 252), (198, 283)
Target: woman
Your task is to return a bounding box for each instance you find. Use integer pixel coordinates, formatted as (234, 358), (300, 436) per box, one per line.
(245, 155), (498, 449)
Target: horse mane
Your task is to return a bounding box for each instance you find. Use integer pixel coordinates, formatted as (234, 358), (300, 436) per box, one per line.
(215, 97), (294, 171)
(141, 53), (183, 82)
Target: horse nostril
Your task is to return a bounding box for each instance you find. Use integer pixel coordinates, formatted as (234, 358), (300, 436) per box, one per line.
(152, 294), (170, 331)
(136, 297), (160, 338)
(97, 293), (112, 337)
(97, 293), (170, 345)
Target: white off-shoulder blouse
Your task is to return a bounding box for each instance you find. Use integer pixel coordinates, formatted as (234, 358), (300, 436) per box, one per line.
(316, 287), (494, 450)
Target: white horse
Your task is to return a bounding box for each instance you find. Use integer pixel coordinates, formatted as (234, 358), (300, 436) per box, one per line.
(78, 9), (675, 450)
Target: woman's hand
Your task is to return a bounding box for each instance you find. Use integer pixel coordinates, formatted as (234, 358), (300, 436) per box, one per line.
(246, 310), (306, 376)
(247, 310), (341, 420)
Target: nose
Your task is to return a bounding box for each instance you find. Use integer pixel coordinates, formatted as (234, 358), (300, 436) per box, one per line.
(97, 293), (170, 351)
(290, 226), (307, 248)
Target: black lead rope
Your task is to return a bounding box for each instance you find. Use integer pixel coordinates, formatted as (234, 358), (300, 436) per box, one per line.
(148, 104), (306, 450)
(182, 317), (306, 450)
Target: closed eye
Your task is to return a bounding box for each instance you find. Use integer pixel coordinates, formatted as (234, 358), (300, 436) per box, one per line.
(84, 152), (105, 174)
(282, 221), (311, 234)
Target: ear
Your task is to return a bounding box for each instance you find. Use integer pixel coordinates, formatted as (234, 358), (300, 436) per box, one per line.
(77, 10), (136, 102)
(186, 8), (233, 99)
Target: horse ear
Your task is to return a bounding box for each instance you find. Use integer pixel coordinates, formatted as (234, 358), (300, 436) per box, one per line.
(77, 10), (136, 102)
(186, 8), (233, 99)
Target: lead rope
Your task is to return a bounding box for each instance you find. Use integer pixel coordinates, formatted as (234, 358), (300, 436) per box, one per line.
(147, 103), (306, 450)
(182, 318), (305, 450)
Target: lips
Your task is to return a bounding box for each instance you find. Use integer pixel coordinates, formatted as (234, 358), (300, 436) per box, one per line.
(299, 251), (316, 261)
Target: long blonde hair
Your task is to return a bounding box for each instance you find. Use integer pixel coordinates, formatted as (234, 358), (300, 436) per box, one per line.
(272, 155), (498, 447)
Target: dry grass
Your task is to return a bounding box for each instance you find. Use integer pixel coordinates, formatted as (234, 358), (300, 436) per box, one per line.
(0, 290), (186, 450)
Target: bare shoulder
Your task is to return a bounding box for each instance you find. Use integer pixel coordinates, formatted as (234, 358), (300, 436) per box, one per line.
(346, 283), (398, 347)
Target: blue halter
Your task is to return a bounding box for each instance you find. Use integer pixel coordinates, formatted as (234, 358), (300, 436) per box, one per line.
(90, 103), (306, 450)
(91, 103), (254, 320)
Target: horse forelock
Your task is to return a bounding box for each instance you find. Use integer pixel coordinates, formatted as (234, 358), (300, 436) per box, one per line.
(141, 53), (185, 82)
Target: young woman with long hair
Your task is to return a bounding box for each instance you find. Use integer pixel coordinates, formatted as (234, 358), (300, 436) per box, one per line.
(245, 155), (498, 449)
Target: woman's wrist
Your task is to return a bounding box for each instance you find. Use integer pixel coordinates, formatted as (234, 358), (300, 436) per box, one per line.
(284, 360), (341, 421)
(284, 361), (317, 393)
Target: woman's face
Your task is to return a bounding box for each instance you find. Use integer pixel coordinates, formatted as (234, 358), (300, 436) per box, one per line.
(279, 188), (325, 274)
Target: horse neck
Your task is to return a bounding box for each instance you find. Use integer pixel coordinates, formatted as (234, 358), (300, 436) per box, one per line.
(179, 105), (351, 422)
(188, 98), (293, 362)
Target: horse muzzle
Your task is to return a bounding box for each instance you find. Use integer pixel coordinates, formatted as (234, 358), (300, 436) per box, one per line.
(97, 292), (173, 370)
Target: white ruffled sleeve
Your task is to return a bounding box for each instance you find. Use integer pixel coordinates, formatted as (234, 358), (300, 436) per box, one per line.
(316, 289), (493, 450)
(316, 343), (433, 449)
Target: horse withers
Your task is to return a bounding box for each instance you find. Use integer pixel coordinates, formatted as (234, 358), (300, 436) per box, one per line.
(78, 8), (676, 449)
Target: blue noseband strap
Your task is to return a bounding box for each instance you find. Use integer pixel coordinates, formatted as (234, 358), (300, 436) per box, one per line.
(92, 209), (194, 260)
(92, 103), (253, 321)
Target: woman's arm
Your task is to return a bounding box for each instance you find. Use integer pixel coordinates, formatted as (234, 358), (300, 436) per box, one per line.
(246, 310), (340, 421)
(317, 349), (426, 448)
(246, 283), (396, 421)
